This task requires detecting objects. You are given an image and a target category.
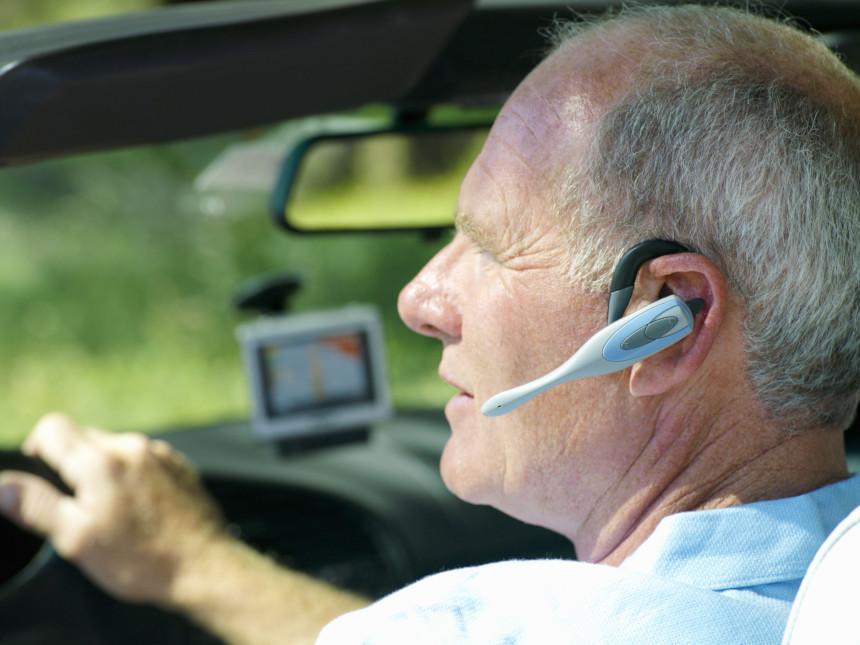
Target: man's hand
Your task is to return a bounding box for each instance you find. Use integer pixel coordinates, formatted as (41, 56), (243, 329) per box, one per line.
(0, 414), (368, 645)
(0, 413), (225, 605)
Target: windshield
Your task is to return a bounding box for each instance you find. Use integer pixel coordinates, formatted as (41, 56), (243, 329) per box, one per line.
(0, 130), (453, 447)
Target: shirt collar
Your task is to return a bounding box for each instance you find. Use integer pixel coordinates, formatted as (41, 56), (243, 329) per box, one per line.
(619, 475), (860, 590)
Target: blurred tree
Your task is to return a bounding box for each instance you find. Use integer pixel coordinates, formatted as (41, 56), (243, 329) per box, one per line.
(0, 0), (162, 30)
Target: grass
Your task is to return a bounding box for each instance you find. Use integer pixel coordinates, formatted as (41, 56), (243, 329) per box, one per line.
(0, 136), (456, 447)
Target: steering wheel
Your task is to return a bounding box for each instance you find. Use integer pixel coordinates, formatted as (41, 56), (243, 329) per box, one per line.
(0, 451), (225, 644)
(0, 451), (54, 587)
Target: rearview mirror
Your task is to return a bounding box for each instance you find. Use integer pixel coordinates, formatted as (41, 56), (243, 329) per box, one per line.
(270, 125), (490, 232)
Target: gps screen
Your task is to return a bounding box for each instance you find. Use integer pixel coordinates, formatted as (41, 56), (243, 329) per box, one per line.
(259, 331), (373, 416)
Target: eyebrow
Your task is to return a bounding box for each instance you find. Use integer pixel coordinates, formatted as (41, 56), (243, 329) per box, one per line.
(455, 210), (500, 254)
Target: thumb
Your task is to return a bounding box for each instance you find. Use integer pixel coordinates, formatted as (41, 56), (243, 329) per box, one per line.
(0, 471), (69, 538)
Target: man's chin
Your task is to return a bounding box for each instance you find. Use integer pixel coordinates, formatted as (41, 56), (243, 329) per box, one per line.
(438, 434), (493, 506)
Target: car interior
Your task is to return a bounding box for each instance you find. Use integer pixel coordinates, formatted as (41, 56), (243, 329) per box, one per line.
(0, 1), (858, 643)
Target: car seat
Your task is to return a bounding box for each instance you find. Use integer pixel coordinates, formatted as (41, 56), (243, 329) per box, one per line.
(781, 503), (860, 644)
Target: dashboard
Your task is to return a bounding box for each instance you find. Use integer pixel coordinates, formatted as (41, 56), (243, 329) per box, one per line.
(0, 412), (575, 645)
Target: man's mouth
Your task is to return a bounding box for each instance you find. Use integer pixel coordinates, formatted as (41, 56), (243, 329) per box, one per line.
(439, 371), (476, 418)
(440, 372), (472, 398)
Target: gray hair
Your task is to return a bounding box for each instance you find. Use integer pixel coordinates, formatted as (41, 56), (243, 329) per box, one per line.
(550, 5), (860, 432)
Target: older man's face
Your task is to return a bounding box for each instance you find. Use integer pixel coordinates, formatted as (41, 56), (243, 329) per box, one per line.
(398, 49), (637, 531)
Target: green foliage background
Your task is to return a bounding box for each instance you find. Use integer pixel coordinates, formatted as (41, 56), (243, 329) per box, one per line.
(1, 0), (156, 30)
(0, 0), (475, 447)
(0, 135), (454, 447)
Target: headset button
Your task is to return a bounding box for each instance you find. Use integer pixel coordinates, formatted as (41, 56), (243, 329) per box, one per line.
(644, 316), (679, 339)
(620, 327), (651, 350)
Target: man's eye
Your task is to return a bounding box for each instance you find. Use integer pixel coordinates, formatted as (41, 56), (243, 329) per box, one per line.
(471, 239), (498, 259)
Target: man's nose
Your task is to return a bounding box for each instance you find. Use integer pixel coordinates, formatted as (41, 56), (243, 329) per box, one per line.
(398, 241), (462, 342)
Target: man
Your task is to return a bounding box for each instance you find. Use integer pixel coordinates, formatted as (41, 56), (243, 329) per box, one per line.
(1, 4), (859, 644)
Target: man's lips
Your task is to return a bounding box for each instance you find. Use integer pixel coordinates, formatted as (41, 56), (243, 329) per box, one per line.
(440, 371), (477, 420)
(439, 371), (472, 398)
(445, 391), (475, 419)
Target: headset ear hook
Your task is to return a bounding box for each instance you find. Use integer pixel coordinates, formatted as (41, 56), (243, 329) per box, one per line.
(686, 298), (705, 317)
(607, 240), (693, 324)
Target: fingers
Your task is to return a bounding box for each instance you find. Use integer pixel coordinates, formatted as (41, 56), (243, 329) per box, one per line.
(2, 413), (229, 604)
(0, 470), (80, 539)
(0, 413), (93, 539)
(22, 413), (107, 491)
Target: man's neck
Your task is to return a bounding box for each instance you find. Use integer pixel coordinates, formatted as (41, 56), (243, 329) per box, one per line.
(574, 409), (849, 566)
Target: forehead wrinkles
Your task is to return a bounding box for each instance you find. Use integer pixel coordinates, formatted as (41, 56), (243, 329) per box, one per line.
(456, 46), (608, 250)
(490, 87), (567, 183)
(463, 95), (567, 239)
(497, 53), (604, 204)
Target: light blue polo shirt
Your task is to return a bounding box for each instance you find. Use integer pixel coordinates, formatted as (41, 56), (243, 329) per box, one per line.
(317, 476), (860, 644)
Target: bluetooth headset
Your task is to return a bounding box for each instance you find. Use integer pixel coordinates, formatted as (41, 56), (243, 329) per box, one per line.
(481, 240), (705, 417)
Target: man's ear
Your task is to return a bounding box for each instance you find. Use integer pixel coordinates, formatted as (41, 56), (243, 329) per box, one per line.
(627, 253), (730, 397)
